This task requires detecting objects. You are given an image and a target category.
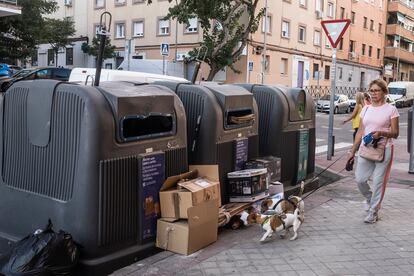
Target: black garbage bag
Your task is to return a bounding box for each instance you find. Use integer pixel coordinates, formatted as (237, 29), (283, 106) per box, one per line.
(0, 220), (79, 276)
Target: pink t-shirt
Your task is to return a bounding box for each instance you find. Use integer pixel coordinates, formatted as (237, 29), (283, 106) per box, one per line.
(360, 103), (399, 146)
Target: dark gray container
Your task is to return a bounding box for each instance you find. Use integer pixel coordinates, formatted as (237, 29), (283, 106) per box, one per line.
(240, 84), (315, 185)
(156, 82), (259, 203)
(0, 80), (188, 275)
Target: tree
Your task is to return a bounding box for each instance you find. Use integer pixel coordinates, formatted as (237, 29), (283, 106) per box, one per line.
(161, 0), (264, 80)
(81, 36), (116, 63)
(43, 17), (76, 67)
(0, 0), (58, 63)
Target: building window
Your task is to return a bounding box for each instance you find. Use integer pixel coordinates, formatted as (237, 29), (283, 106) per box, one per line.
(66, 48), (73, 65)
(299, 0), (307, 8)
(349, 40), (355, 52)
(338, 67), (343, 80)
(133, 21), (144, 37)
(115, 23), (125, 38)
(328, 2), (334, 17)
(313, 30), (321, 46)
(339, 38), (343, 50)
(377, 48), (381, 59)
(265, 55), (270, 72)
(370, 20), (374, 31)
(298, 25), (306, 43)
(362, 44), (366, 55)
(47, 49), (54, 66)
(368, 45), (372, 57)
(324, 65), (330, 80)
(351, 11), (355, 24)
(378, 23), (382, 34)
(262, 15), (272, 33)
(281, 20), (289, 38)
(363, 17), (367, 28)
(185, 17), (198, 33)
(340, 7), (345, 19)
(316, 0), (323, 12)
(313, 63), (319, 79)
(158, 19), (170, 35)
(95, 0), (104, 8)
(280, 58), (288, 75)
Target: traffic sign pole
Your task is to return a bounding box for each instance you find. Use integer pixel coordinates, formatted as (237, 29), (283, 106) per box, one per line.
(327, 48), (337, 160)
(162, 56), (166, 75)
(321, 19), (351, 160)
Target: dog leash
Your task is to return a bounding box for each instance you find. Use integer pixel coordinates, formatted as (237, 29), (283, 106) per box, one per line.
(300, 150), (349, 201)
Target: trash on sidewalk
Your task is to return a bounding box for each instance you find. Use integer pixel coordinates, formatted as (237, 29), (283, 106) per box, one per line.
(244, 156), (282, 184)
(156, 200), (219, 255)
(228, 168), (268, 202)
(159, 165), (220, 219)
(0, 220), (79, 276)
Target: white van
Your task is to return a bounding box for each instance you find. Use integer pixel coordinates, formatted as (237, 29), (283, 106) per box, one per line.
(68, 68), (189, 85)
(387, 81), (414, 107)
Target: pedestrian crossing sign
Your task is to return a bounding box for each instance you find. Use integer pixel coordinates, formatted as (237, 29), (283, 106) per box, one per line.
(160, 43), (169, 56)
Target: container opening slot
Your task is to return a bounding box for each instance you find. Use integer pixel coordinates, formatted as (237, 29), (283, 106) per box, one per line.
(122, 114), (174, 140)
(226, 109), (254, 127)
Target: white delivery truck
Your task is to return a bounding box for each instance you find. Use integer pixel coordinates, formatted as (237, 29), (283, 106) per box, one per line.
(387, 81), (414, 108)
(68, 68), (189, 85)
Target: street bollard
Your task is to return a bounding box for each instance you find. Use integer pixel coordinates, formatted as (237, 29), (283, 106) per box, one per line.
(409, 107), (414, 174)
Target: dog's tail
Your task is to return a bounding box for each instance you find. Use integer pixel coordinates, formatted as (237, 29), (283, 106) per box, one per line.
(298, 181), (305, 197)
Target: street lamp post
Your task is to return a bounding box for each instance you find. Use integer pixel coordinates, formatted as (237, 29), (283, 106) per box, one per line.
(261, 0), (268, 84)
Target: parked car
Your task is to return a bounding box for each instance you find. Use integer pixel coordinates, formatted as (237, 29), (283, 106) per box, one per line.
(8, 65), (22, 76)
(0, 67), (72, 92)
(316, 94), (351, 114)
(349, 96), (356, 112)
(0, 64), (11, 77)
(387, 81), (414, 108)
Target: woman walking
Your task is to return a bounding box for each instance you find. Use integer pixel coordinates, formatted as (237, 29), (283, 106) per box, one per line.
(347, 79), (399, 223)
(342, 92), (365, 141)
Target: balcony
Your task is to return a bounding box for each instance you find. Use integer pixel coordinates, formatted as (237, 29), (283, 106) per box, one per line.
(384, 46), (414, 64)
(386, 24), (414, 40)
(0, 0), (21, 17)
(388, 0), (414, 18)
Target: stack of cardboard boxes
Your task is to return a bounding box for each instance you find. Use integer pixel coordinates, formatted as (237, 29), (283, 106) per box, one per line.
(156, 165), (221, 255)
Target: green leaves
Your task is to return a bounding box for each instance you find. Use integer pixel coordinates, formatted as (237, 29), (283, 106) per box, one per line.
(81, 36), (116, 60)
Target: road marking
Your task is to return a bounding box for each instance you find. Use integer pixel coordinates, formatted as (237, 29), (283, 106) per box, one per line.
(321, 125), (342, 130)
(315, 142), (353, 154)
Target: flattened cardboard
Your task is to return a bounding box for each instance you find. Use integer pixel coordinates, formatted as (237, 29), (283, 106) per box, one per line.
(156, 200), (219, 255)
(160, 165), (221, 219)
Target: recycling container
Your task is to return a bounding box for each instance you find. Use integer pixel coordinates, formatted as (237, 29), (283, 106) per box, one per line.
(240, 84), (315, 185)
(0, 80), (188, 275)
(156, 81), (259, 203)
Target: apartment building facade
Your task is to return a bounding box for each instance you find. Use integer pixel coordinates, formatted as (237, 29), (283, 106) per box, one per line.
(334, 0), (385, 90)
(0, 0), (21, 17)
(384, 0), (414, 82)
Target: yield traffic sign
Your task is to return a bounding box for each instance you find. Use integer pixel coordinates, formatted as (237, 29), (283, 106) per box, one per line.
(321, 19), (351, 48)
(160, 43), (169, 57)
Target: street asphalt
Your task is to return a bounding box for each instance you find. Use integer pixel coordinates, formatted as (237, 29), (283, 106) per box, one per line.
(112, 111), (414, 275)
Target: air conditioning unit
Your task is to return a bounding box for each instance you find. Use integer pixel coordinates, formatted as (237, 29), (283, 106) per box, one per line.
(315, 10), (324, 19)
(64, 0), (72, 6)
(348, 52), (357, 59)
(352, 0), (359, 2)
(254, 46), (263, 55)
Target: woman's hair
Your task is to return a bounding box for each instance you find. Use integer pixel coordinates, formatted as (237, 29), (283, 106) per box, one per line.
(369, 79), (388, 94)
(363, 92), (371, 102)
(356, 92), (365, 106)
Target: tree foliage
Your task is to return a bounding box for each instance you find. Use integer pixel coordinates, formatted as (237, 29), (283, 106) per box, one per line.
(161, 0), (264, 80)
(42, 17), (76, 67)
(0, 0), (58, 63)
(81, 36), (116, 60)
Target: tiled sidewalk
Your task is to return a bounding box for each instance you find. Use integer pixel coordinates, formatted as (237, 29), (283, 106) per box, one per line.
(113, 177), (414, 276)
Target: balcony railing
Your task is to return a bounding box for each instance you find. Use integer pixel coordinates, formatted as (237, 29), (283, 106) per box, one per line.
(0, 0), (18, 5)
(389, 0), (414, 9)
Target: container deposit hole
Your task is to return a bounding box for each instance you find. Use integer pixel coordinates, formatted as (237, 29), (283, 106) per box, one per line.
(226, 109), (254, 127)
(122, 115), (174, 139)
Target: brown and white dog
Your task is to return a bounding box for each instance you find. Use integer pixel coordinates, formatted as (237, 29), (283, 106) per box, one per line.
(260, 181), (305, 222)
(247, 208), (303, 242)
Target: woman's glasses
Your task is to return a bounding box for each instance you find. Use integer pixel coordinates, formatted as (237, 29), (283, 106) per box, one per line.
(369, 88), (382, 93)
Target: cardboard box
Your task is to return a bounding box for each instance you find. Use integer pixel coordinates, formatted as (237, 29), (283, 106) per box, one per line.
(244, 156), (281, 182)
(159, 165), (220, 219)
(156, 200), (219, 255)
(228, 168), (268, 203)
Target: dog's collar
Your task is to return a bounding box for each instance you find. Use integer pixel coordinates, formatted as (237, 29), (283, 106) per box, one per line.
(261, 216), (271, 226)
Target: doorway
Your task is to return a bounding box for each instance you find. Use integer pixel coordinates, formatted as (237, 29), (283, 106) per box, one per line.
(297, 61), (304, 88)
(360, 71), (365, 90)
